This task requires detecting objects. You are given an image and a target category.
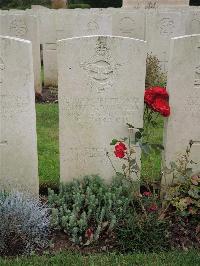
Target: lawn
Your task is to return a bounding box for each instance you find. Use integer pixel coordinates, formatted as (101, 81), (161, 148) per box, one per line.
(36, 103), (164, 188)
(1, 251), (200, 266)
(36, 103), (59, 188)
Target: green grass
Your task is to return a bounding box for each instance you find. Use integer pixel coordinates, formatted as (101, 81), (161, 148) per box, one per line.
(36, 104), (164, 187)
(1, 251), (200, 266)
(141, 115), (164, 182)
(36, 103), (59, 187)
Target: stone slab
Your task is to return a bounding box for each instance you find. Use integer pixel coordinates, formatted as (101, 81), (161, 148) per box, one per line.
(0, 35), (39, 195)
(58, 35), (147, 182)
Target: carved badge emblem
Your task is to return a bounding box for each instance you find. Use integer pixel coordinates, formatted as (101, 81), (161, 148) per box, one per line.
(87, 21), (99, 33)
(160, 18), (175, 37)
(9, 18), (27, 38)
(80, 37), (121, 92)
(119, 17), (135, 35)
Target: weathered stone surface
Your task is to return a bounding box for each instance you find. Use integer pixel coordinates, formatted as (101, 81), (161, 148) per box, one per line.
(112, 9), (145, 40)
(0, 36), (38, 195)
(185, 9), (200, 35)
(163, 34), (200, 184)
(58, 36), (147, 182)
(146, 10), (185, 72)
(0, 13), (42, 93)
(74, 12), (112, 37)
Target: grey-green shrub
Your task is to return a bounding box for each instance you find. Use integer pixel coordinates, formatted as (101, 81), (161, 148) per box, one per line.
(0, 191), (50, 256)
(48, 175), (132, 245)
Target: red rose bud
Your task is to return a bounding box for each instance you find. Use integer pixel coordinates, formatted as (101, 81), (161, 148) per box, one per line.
(143, 191), (152, 197)
(148, 203), (158, 212)
(115, 142), (127, 151)
(144, 87), (170, 117)
(114, 142), (127, 158)
(85, 228), (93, 239)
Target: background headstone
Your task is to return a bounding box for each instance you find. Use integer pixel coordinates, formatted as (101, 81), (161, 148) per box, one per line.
(58, 36), (147, 182)
(0, 13), (42, 93)
(112, 9), (145, 40)
(0, 36), (38, 195)
(163, 34), (200, 184)
(146, 10), (185, 72)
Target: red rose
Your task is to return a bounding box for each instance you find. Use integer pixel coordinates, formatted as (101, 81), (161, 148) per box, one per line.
(144, 87), (170, 117)
(143, 191), (152, 197)
(151, 97), (170, 117)
(114, 142), (127, 158)
(114, 150), (125, 158)
(148, 203), (158, 212)
(85, 228), (93, 240)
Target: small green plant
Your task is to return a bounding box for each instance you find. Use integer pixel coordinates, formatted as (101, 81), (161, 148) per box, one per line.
(116, 190), (170, 252)
(48, 175), (132, 246)
(0, 191), (50, 256)
(163, 141), (200, 218)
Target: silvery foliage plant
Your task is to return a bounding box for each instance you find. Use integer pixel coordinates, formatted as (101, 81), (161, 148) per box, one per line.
(0, 191), (50, 256)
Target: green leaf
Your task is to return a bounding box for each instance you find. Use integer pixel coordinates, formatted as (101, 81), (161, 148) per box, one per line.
(110, 139), (118, 145)
(135, 131), (142, 141)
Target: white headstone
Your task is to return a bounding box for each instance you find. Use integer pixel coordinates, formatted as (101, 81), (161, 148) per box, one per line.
(112, 10), (145, 40)
(58, 36), (147, 182)
(146, 10), (185, 72)
(163, 34), (200, 184)
(0, 13), (42, 93)
(185, 9), (200, 35)
(41, 10), (57, 87)
(0, 36), (39, 195)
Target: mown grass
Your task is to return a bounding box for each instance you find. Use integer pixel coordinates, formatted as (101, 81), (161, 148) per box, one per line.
(36, 103), (164, 187)
(1, 250), (200, 266)
(36, 103), (59, 187)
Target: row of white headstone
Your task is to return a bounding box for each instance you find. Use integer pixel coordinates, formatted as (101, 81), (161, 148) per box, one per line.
(0, 33), (199, 195)
(0, 6), (200, 89)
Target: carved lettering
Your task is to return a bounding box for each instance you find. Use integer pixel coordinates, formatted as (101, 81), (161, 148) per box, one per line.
(61, 96), (140, 124)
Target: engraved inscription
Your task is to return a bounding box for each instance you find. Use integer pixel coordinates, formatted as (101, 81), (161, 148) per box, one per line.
(119, 17), (135, 35)
(65, 147), (107, 165)
(160, 51), (168, 72)
(160, 18), (175, 37)
(87, 21), (99, 33)
(61, 96), (140, 124)
(185, 97), (200, 117)
(9, 18), (27, 37)
(0, 57), (5, 87)
(145, 0), (158, 9)
(194, 44), (200, 88)
(80, 38), (121, 92)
